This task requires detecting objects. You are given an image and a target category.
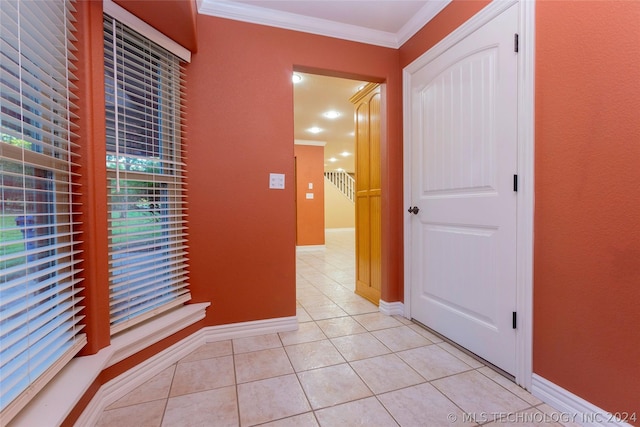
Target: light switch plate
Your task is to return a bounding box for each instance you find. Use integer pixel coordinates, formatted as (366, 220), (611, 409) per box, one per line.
(269, 173), (285, 189)
(308, 183), (313, 190)
(306, 193), (314, 199)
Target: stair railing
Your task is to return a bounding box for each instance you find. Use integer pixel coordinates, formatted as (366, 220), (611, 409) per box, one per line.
(324, 171), (355, 203)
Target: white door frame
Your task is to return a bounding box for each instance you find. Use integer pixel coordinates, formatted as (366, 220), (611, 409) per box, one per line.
(402, 0), (535, 390)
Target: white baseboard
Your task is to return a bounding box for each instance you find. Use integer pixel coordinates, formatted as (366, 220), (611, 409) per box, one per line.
(76, 316), (298, 426)
(379, 300), (405, 316)
(200, 316), (298, 342)
(531, 374), (633, 427)
(296, 245), (326, 252)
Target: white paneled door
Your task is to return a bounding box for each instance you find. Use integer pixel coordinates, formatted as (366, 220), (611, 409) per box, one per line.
(408, 4), (519, 374)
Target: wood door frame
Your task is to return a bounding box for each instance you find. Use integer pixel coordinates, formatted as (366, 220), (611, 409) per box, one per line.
(402, 0), (535, 390)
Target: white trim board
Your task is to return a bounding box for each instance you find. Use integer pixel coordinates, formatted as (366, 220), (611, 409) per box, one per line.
(532, 375), (633, 427)
(77, 316), (298, 426)
(402, 0), (535, 389)
(295, 139), (327, 146)
(296, 245), (326, 252)
(379, 300), (404, 317)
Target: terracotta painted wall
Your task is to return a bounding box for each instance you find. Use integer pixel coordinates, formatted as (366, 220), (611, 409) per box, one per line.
(75, 0), (111, 354)
(294, 145), (325, 246)
(534, 0), (640, 417)
(186, 16), (403, 324)
(399, 0), (490, 67)
(114, 0), (198, 52)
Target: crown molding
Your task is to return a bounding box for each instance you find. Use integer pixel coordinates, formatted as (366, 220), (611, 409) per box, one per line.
(396, 0), (452, 46)
(295, 139), (327, 146)
(198, 0), (452, 48)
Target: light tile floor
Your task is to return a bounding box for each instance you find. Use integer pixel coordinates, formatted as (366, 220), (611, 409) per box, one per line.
(96, 230), (571, 427)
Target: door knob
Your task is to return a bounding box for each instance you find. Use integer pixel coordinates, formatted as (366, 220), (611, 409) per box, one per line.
(407, 206), (419, 215)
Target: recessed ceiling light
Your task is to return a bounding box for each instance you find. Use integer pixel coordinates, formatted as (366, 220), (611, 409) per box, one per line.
(357, 84), (366, 91)
(323, 110), (341, 119)
(292, 73), (302, 83)
(336, 168), (344, 172)
(349, 131), (355, 137)
(307, 127), (322, 134)
(341, 151), (351, 157)
(328, 157), (338, 162)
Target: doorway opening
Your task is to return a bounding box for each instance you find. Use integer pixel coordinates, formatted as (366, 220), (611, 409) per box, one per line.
(292, 71), (382, 304)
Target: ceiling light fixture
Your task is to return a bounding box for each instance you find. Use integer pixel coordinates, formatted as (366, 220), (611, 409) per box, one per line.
(292, 73), (302, 83)
(307, 127), (322, 134)
(341, 151), (350, 157)
(336, 168), (344, 172)
(323, 110), (341, 119)
(328, 157), (338, 162)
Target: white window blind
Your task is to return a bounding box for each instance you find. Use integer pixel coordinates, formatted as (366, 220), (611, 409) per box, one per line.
(104, 15), (190, 335)
(0, 0), (86, 422)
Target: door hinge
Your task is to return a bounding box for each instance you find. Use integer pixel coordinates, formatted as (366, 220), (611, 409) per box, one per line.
(513, 174), (518, 192)
(512, 312), (517, 329)
(514, 33), (519, 53)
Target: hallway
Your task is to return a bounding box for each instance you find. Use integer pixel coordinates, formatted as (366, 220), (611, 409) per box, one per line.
(95, 230), (568, 426)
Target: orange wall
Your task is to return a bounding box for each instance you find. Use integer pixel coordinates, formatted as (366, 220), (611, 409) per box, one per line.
(400, 0), (490, 67)
(186, 16), (403, 324)
(534, 0), (640, 416)
(294, 145), (325, 246)
(75, 0), (111, 354)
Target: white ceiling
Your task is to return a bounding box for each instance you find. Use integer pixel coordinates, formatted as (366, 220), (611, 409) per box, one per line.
(293, 72), (366, 173)
(197, 1), (452, 173)
(198, 0), (452, 48)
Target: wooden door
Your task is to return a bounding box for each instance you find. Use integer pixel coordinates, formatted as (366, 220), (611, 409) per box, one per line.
(351, 84), (381, 305)
(408, 4), (519, 373)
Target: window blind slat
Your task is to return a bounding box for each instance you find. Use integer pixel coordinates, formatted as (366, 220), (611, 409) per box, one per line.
(110, 292), (189, 325)
(1, 263), (84, 308)
(110, 266), (188, 295)
(0, 279), (84, 331)
(110, 290), (190, 324)
(3, 264), (82, 304)
(0, 239), (82, 264)
(110, 294), (190, 335)
(107, 245), (188, 267)
(1, 139), (82, 169)
(1, 336), (86, 421)
(0, 290), (84, 354)
(2, 313), (85, 398)
(109, 279), (189, 311)
(108, 239), (188, 255)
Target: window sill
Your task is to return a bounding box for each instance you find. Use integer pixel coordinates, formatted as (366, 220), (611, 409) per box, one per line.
(8, 303), (210, 427)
